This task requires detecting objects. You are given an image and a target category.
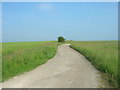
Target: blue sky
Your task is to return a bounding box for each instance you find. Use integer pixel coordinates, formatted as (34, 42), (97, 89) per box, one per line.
(2, 2), (118, 42)
(0, 2), (2, 42)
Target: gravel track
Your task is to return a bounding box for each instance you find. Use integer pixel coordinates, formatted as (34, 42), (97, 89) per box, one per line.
(2, 44), (106, 88)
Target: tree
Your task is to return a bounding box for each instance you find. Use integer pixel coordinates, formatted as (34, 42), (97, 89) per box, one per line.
(58, 36), (65, 42)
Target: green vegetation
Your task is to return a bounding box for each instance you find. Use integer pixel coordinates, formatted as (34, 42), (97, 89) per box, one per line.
(2, 41), (58, 82)
(0, 43), (2, 82)
(70, 41), (118, 87)
(1, 40), (119, 87)
(58, 36), (65, 42)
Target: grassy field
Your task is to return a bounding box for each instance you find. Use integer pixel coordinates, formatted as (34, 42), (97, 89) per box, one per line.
(2, 41), (58, 82)
(70, 41), (118, 87)
(1, 40), (119, 87)
(0, 43), (2, 82)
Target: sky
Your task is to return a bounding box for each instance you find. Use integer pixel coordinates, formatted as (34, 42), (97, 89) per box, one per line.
(2, 2), (118, 42)
(0, 2), (2, 42)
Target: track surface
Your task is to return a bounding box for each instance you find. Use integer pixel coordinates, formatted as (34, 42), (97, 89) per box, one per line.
(2, 44), (102, 88)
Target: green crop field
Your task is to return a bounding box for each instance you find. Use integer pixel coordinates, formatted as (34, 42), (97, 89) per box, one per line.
(0, 43), (2, 82)
(69, 41), (118, 87)
(2, 41), (58, 82)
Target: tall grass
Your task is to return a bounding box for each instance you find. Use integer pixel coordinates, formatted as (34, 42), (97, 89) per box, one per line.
(2, 41), (58, 82)
(70, 41), (118, 87)
(0, 43), (2, 82)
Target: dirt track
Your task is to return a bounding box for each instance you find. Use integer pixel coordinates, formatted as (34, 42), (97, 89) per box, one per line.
(2, 44), (107, 88)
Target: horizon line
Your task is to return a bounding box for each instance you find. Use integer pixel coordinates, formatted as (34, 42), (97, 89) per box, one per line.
(1, 40), (118, 43)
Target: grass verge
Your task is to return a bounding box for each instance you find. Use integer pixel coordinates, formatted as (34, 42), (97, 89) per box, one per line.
(70, 41), (118, 87)
(0, 43), (2, 82)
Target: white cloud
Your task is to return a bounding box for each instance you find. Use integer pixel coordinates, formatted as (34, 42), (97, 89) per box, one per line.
(37, 3), (53, 11)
